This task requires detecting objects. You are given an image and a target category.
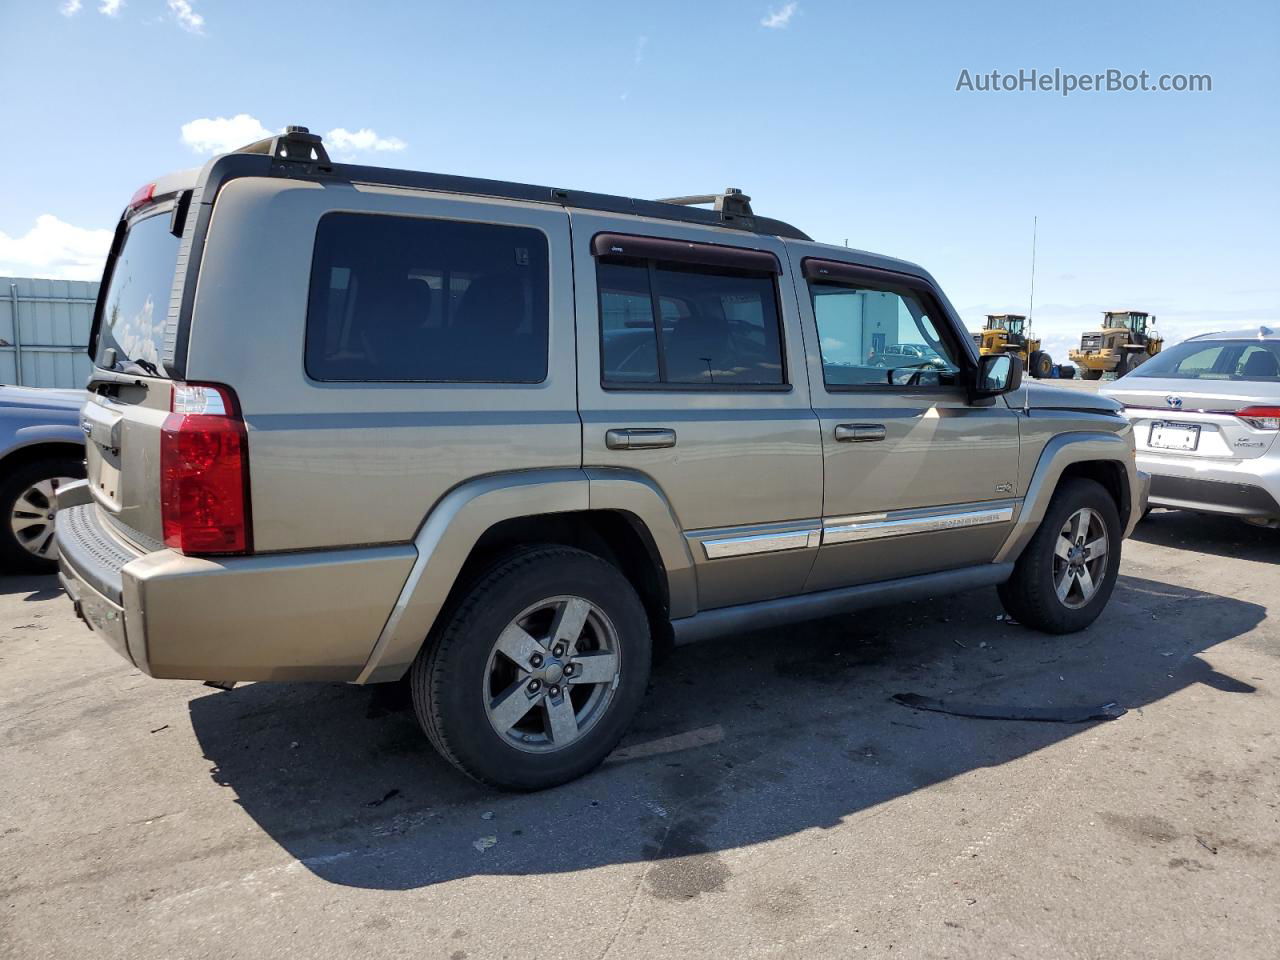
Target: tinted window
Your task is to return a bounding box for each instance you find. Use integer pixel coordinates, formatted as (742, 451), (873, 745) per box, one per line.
(1131, 339), (1280, 381)
(809, 281), (962, 387)
(597, 260), (784, 386)
(306, 213), (549, 382)
(96, 212), (181, 376)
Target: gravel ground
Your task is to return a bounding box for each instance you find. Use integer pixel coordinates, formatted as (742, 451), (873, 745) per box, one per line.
(2, 507), (1277, 960)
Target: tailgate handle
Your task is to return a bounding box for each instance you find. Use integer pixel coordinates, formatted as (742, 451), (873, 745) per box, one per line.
(81, 403), (122, 451)
(605, 428), (677, 450)
(835, 423), (886, 443)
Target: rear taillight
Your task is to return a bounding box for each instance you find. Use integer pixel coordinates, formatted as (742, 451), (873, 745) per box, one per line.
(160, 383), (251, 555)
(1236, 406), (1280, 431)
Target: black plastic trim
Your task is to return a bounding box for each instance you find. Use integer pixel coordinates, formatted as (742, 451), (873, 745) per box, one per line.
(1148, 474), (1280, 515)
(671, 563), (1014, 645)
(592, 232), (781, 273)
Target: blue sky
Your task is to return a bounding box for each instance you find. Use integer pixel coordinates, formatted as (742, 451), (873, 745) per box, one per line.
(1, 0), (1276, 360)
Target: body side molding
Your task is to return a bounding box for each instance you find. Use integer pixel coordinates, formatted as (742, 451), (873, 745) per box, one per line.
(824, 503), (1016, 544)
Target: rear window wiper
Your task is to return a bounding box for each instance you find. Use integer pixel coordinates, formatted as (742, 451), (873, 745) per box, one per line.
(118, 357), (161, 376)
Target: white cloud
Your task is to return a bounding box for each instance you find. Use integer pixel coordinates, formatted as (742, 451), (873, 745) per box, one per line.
(325, 128), (407, 154)
(168, 0), (204, 33)
(180, 114), (273, 154)
(760, 2), (798, 29)
(60, 0), (82, 16)
(99, 0), (123, 15)
(0, 215), (112, 282)
(634, 35), (648, 65)
(179, 116), (408, 157)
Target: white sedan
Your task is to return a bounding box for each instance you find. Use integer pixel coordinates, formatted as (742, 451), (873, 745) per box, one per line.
(1101, 327), (1280, 528)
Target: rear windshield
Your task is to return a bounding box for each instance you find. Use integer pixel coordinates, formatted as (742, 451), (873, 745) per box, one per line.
(1131, 339), (1280, 381)
(95, 212), (181, 376)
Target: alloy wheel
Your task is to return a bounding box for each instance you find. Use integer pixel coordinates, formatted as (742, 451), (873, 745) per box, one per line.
(9, 477), (75, 560)
(482, 595), (623, 753)
(1052, 507), (1109, 609)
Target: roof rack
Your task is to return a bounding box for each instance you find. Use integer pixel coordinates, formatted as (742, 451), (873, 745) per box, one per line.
(219, 127), (811, 241)
(657, 188), (756, 220)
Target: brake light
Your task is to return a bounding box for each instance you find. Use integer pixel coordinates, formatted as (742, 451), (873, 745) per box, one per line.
(160, 383), (251, 555)
(1236, 406), (1280, 431)
(129, 182), (156, 210)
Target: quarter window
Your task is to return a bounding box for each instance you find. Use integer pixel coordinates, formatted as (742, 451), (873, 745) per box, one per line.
(597, 258), (785, 387)
(305, 213), (549, 382)
(809, 280), (963, 388)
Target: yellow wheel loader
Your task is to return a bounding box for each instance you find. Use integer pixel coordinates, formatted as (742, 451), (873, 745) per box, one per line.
(973, 314), (1058, 379)
(1069, 311), (1163, 380)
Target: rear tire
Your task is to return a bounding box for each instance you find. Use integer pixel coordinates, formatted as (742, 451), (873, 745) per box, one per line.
(410, 545), (652, 790)
(998, 478), (1121, 634)
(0, 457), (84, 574)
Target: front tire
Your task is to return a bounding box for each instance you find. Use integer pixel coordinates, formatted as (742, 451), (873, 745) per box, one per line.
(998, 478), (1121, 634)
(0, 457), (84, 574)
(1081, 368), (1104, 381)
(410, 545), (652, 790)
(1029, 350), (1053, 379)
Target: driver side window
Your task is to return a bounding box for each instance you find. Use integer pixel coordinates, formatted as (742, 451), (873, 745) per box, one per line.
(810, 281), (963, 388)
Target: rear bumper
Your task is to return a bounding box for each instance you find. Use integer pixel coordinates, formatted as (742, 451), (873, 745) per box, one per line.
(1137, 452), (1280, 519)
(56, 503), (416, 681)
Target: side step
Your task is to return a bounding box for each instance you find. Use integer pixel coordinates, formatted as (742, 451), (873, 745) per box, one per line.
(670, 563), (1013, 646)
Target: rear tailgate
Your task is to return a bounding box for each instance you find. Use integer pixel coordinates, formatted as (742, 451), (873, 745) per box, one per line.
(82, 381), (173, 544)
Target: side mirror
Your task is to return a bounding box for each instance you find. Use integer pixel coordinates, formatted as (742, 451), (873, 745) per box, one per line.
(972, 353), (1023, 399)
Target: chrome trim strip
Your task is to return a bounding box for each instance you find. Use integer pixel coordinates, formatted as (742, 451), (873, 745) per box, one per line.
(701, 528), (816, 560)
(823, 506), (1014, 545)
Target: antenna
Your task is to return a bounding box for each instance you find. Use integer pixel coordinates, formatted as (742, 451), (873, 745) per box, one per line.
(1028, 215), (1038, 330)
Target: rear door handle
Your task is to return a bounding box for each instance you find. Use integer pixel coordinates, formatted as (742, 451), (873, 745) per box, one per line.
(605, 428), (677, 450)
(834, 423), (886, 443)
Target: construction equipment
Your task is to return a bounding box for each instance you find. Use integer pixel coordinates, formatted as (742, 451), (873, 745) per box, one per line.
(1069, 310), (1163, 380)
(973, 314), (1057, 379)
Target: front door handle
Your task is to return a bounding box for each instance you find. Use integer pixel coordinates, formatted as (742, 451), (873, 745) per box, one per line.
(834, 423), (886, 443)
(605, 428), (677, 450)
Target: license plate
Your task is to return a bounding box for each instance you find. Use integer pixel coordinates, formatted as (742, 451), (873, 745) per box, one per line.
(1149, 421), (1201, 451)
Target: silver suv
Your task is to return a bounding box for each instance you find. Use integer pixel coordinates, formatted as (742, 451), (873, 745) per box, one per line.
(56, 127), (1148, 790)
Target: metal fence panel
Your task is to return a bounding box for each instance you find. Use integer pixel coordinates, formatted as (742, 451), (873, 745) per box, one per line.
(1, 276), (99, 388)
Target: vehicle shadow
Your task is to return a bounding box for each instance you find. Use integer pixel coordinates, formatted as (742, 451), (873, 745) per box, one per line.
(1131, 509), (1279, 563)
(0, 573), (63, 601)
(189, 574), (1262, 891)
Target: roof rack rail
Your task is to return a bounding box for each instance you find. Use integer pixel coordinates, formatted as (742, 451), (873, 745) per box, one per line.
(657, 188), (755, 220)
(235, 125), (330, 165)
(216, 127), (810, 241)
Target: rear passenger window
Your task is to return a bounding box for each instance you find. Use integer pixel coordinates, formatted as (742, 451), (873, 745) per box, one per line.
(305, 213), (549, 382)
(593, 261), (783, 389)
(596, 256), (785, 388)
